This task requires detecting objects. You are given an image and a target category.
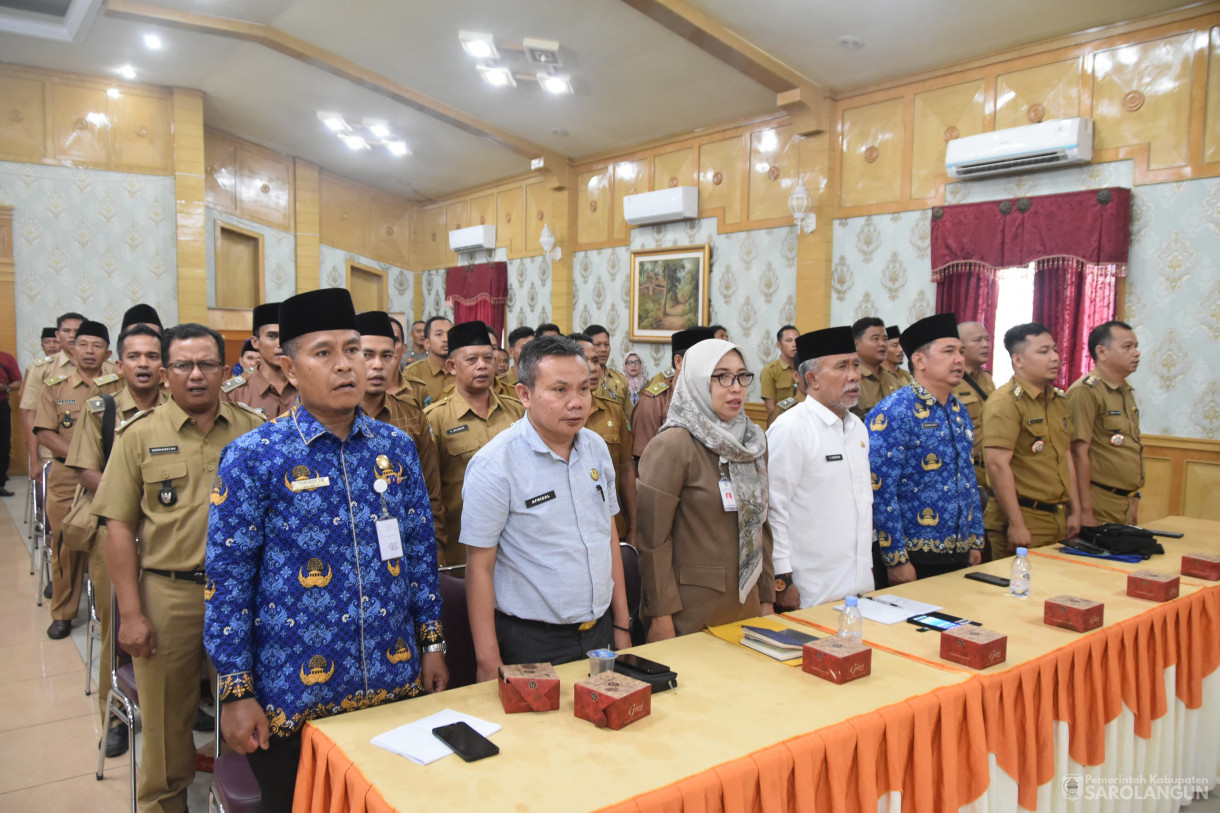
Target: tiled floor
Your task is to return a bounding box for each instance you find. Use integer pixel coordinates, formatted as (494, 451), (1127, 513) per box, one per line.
(0, 479), (212, 812)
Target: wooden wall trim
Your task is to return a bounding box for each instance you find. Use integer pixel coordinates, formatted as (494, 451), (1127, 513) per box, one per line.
(172, 88), (207, 324)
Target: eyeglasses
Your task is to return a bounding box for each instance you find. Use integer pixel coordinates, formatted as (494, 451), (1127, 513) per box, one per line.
(712, 372), (755, 388)
(167, 360), (225, 374)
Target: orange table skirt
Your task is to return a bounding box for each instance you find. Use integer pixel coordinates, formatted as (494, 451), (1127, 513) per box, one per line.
(294, 587), (1219, 813)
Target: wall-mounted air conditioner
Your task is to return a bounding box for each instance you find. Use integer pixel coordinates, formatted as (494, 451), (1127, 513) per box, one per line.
(623, 186), (698, 226)
(449, 225), (496, 253)
(945, 117), (1093, 180)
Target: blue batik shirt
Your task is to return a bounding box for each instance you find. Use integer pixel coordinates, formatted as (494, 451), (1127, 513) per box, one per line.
(204, 403), (442, 737)
(866, 382), (984, 567)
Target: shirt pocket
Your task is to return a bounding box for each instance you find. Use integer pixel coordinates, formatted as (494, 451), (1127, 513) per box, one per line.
(445, 431), (483, 461)
(141, 458), (188, 510)
(678, 565), (726, 593)
(1102, 413), (1128, 434)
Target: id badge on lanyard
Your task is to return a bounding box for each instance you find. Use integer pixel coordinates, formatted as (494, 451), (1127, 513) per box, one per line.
(373, 479), (403, 561)
(717, 458), (737, 512)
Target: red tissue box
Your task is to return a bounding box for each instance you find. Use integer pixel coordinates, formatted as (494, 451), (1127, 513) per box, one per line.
(940, 626), (1007, 669)
(802, 637), (872, 684)
(1181, 554), (1220, 581)
(573, 671), (651, 730)
(1127, 570), (1180, 602)
(1043, 595), (1104, 632)
(498, 663), (560, 714)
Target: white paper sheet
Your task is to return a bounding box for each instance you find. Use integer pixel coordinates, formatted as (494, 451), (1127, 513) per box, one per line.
(370, 708), (502, 765)
(832, 595), (943, 625)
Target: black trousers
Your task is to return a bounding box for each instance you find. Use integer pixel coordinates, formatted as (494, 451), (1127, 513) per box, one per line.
(246, 731), (303, 813)
(0, 400), (10, 489)
(911, 558), (970, 580)
(495, 609), (612, 667)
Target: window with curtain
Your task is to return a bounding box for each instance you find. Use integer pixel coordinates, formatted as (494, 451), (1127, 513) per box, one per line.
(930, 187), (1131, 389)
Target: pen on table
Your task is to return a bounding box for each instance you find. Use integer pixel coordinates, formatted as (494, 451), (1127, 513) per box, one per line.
(863, 595), (903, 609)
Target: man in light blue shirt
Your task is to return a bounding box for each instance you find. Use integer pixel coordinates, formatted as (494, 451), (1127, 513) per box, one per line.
(463, 335), (633, 682)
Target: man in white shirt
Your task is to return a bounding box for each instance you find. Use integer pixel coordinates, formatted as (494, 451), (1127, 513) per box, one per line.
(767, 327), (873, 610)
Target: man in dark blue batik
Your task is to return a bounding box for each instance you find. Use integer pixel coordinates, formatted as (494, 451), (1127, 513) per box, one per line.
(205, 288), (447, 812)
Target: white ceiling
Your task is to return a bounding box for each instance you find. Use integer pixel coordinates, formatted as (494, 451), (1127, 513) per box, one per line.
(0, 0), (1199, 201)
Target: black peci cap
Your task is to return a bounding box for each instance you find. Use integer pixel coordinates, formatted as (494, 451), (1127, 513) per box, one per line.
(900, 313), (959, 358)
(448, 320), (494, 352)
(41, 327), (57, 340)
(75, 320), (110, 345)
(356, 311), (397, 340)
(671, 327), (716, 359)
(886, 324), (900, 341)
(277, 289), (358, 345)
(252, 302), (282, 334)
(122, 303), (162, 330)
(796, 327), (857, 364)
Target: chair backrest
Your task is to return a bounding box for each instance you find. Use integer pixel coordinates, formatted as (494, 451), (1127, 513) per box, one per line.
(619, 542), (641, 618)
(438, 573), (476, 689)
(109, 591), (130, 685)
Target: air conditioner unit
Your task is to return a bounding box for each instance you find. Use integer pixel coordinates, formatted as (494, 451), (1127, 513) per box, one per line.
(449, 225), (496, 254)
(946, 117), (1093, 180)
(623, 186), (698, 226)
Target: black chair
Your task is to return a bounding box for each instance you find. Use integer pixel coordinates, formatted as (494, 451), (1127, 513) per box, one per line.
(438, 571), (476, 689)
(619, 542), (644, 645)
(96, 592), (139, 813)
(208, 675), (263, 813)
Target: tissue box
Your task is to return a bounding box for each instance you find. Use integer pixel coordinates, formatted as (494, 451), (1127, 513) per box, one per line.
(1043, 595), (1104, 632)
(801, 637), (872, 684)
(1127, 570), (1180, 602)
(1181, 554), (1220, 581)
(498, 663), (560, 714)
(940, 626), (1007, 669)
(573, 671), (651, 730)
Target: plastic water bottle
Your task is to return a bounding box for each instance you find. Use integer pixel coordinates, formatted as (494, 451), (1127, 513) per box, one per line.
(1010, 547), (1031, 599)
(838, 595), (863, 639)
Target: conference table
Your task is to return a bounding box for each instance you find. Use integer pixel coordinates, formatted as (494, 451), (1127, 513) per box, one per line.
(294, 517), (1220, 813)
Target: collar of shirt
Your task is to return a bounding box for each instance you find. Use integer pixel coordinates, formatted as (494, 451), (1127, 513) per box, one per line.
(520, 414), (586, 463)
(245, 366), (292, 397)
(288, 402), (376, 445)
(56, 350), (74, 369)
(1089, 370), (1131, 393)
(451, 388), (508, 420)
(910, 380), (964, 412)
(426, 355), (447, 377)
(160, 397), (232, 432)
(1010, 373), (1053, 403)
(804, 395), (857, 431)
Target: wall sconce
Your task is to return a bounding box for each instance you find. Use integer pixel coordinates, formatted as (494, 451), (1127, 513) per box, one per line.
(539, 223), (562, 262)
(787, 182), (816, 234)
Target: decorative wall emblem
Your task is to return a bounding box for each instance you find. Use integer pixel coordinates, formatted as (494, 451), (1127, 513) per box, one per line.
(943, 126), (960, 142)
(1156, 230), (1195, 293)
(1122, 91), (1145, 112)
(669, 177), (679, 188)
(880, 252), (908, 301)
(831, 255), (853, 302)
(864, 146), (880, 164)
(712, 171), (723, 186)
(767, 165), (780, 181)
(1026, 104), (1045, 123)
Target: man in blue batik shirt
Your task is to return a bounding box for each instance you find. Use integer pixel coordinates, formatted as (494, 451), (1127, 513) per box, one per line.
(867, 313), (984, 584)
(205, 288), (447, 812)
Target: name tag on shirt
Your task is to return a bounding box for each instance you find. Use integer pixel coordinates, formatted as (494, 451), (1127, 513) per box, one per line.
(922, 422), (939, 429)
(825, 454), (843, 462)
(718, 478), (737, 512)
(376, 517), (403, 561)
(525, 491), (556, 508)
(1027, 418), (1044, 425)
(1107, 410), (1122, 416)
(446, 425), (469, 435)
(149, 445), (179, 455)
(290, 476), (331, 492)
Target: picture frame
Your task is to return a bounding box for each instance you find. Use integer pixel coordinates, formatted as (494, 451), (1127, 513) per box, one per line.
(629, 244), (711, 343)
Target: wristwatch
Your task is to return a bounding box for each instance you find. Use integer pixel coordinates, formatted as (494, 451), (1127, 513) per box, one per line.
(422, 641), (447, 655)
(774, 572), (793, 592)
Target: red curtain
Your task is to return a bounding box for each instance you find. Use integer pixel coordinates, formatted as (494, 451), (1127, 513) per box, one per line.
(445, 262), (508, 339)
(1032, 259), (1121, 390)
(934, 266), (998, 368)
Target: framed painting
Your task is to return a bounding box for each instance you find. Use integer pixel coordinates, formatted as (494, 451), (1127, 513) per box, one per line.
(629, 244), (710, 343)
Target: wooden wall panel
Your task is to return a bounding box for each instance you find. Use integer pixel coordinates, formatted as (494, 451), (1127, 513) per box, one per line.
(698, 135), (745, 225)
(994, 59), (1083, 131)
(610, 160), (648, 241)
(1206, 27), (1220, 164)
(50, 83), (109, 165)
(204, 132), (238, 212)
(840, 98), (905, 209)
(1182, 461), (1220, 521)
(497, 186), (525, 255)
(577, 169), (610, 245)
(524, 183), (550, 253)
(1139, 457), (1175, 523)
(0, 76), (46, 160)
(319, 174), (370, 256)
(446, 200), (469, 232)
(469, 194), (496, 229)
(1092, 33), (1194, 169)
(419, 206), (446, 270)
(748, 125), (799, 221)
(368, 196), (410, 268)
(1138, 436), (1220, 522)
(653, 148), (695, 191)
(109, 91), (172, 172)
(910, 81), (985, 199)
(237, 144), (293, 231)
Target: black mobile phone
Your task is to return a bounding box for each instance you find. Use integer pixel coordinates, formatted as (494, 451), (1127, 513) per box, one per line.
(906, 611), (974, 631)
(432, 721), (499, 762)
(964, 572), (1011, 588)
(614, 653), (669, 675)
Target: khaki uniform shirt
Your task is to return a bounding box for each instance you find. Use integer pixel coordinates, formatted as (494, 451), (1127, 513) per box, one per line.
(953, 368), (997, 485)
(20, 350), (116, 411)
(1066, 372), (1143, 492)
(220, 366), (298, 419)
(587, 392), (634, 537)
(34, 370), (124, 462)
(851, 365), (905, 421)
(884, 366), (914, 387)
(631, 376), (673, 457)
(365, 391), (449, 555)
(403, 356), (455, 408)
(760, 357), (799, 403)
(66, 386), (168, 474)
(92, 399), (265, 571)
(981, 375), (1072, 505)
(502, 368), (519, 388)
(602, 367), (630, 404)
(424, 389), (523, 565)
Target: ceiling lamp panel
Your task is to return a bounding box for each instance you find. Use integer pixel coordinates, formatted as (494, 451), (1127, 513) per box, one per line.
(459, 31), (497, 60)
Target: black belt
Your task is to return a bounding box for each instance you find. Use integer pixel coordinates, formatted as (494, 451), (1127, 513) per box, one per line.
(1017, 497), (1065, 514)
(53, 456), (66, 464)
(144, 568), (207, 585)
(495, 610), (601, 633)
(1090, 481), (1138, 498)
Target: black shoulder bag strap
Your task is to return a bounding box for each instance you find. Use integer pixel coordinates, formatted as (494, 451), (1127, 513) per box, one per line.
(962, 373), (989, 402)
(100, 393), (118, 465)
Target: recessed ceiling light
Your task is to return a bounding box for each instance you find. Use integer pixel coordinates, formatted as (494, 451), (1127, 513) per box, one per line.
(143, 33), (162, 50)
(459, 31), (497, 60)
(364, 119), (390, 139)
(477, 64), (516, 87)
(838, 35), (864, 50)
(339, 134), (370, 151)
(386, 141), (410, 157)
(116, 64), (137, 80)
(106, 88), (122, 99)
(538, 72), (572, 94)
(317, 111), (348, 132)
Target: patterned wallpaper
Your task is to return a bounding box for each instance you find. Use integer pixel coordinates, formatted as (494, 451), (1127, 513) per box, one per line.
(419, 268), (453, 323)
(318, 244), (414, 319)
(206, 208), (296, 305)
(0, 161), (178, 367)
(573, 217), (797, 401)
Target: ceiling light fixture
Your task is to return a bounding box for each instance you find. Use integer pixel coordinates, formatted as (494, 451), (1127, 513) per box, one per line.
(317, 111), (349, 132)
(143, 33), (162, 49)
(364, 118), (390, 139)
(523, 38), (562, 66)
(106, 88), (122, 99)
(116, 64), (136, 80)
(386, 141), (410, 157)
(85, 112), (109, 127)
(459, 31), (497, 60)
(538, 72), (573, 94)
(477, 63), (516, 87)
(339, 134), (370, 151)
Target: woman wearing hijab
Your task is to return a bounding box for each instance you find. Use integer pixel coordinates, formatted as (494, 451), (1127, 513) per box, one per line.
(636, 338), (775, 640)
(623, 352), (646, 406)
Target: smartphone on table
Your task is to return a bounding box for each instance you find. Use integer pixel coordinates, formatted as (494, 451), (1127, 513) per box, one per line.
(432, 721), (499, 762)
